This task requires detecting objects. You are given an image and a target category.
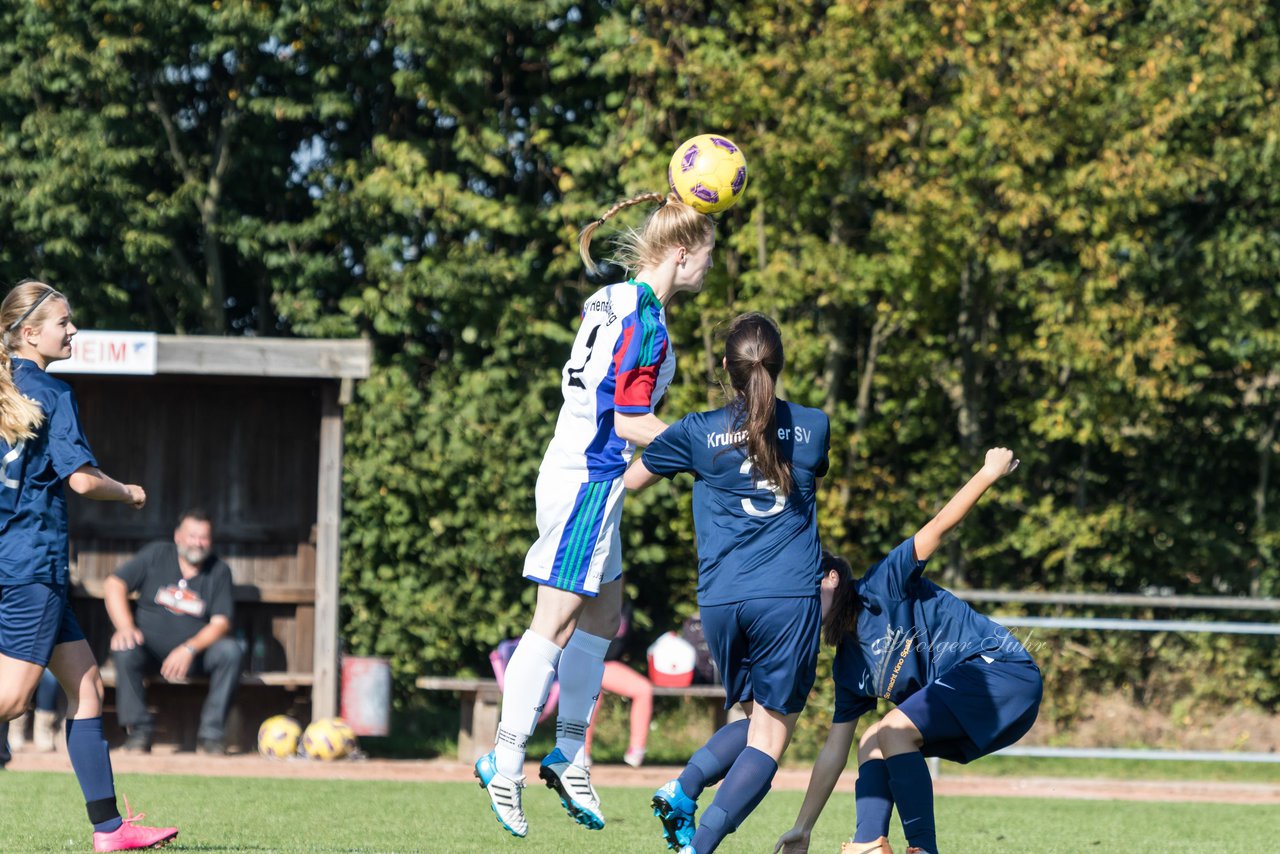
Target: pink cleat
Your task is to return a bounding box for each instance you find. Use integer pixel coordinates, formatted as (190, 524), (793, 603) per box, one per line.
(92, 795), (178, 852)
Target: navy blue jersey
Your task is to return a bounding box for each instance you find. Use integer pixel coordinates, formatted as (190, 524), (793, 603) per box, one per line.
(640, 400), (830, 606)
(831, 537), (1034, 723)
(0, 358), (98, 585)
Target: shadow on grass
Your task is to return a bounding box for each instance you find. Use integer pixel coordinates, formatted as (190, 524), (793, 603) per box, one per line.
(355, 691), (722, 764)
(172, 846), (279, 851)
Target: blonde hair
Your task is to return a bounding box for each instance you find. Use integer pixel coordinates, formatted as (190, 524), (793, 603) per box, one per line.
(579, 191), (715, 277)
(0, 281), (63, 444)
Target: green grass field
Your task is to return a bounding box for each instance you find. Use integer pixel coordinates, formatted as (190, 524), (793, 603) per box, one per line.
(1, 771), (1271, 853)
(382, 697), (1280, 787)
(937, 753), (1280, 784)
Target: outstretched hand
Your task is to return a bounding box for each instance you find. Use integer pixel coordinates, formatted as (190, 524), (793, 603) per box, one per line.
(774, 827), (810, 854)
(981, 447), (1019, 481)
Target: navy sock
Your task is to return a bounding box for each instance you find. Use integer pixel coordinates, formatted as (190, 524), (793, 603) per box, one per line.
(689, 746), (777, 854)
(853, 758), (894, 842)
(65, 718), (121, 833)
(886, 752), (936, 852)
(677, 718), (749, 800)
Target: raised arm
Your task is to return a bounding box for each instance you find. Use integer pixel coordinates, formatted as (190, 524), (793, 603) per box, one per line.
(774, 720), (859, 853)
(913, 447), (1018, 563)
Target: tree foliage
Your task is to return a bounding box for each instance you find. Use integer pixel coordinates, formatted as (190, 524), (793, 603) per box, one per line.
(2, 0), (1276, 719)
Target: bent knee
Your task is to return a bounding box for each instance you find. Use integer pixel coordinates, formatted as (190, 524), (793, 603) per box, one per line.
(0, 696), (29, 721)
(876, 709), (924, 751)
(858, 719), (885, 761)
(111, 645), (149, 670)
(63, 670), (104, 705)
(203, 638), (243, 668)
(880, 708), (916, 733)
(577, 609), (621, 640)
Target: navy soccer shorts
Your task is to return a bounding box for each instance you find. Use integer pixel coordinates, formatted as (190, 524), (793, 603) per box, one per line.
(898, 655), (1043, 763)
(701, 595), (821, 715)
(0, 582), (86, 666)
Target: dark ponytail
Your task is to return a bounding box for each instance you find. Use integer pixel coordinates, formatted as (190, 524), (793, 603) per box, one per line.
(724, 312), (792, 497)
(821, 550), (858, 646)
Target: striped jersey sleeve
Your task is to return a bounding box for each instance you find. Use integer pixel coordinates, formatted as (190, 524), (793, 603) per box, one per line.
(612, 290), (669, 414)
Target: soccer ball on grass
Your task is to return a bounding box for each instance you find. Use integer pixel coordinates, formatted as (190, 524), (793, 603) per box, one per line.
(300, 717), (358, 761)
(257, 715), (302, 759)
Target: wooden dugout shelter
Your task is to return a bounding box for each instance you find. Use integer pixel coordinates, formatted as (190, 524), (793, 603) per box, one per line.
(59, 334), (370, 749)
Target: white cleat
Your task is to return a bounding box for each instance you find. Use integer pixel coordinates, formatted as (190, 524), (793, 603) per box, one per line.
(539, 748), (605, 830)
(475, 751), (528, 837)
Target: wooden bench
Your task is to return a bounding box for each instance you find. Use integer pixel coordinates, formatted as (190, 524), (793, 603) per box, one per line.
(71, 577), (317, 752)
(417, 676), (741, 762)
(98, 668), (315, 690)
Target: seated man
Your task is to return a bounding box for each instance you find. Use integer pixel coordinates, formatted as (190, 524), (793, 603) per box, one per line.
(105, 508), (242, 754)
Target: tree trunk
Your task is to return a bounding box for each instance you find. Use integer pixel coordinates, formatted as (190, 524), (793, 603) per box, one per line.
(1254, 408), (1278, 596)
(854, 314), (899, 434)
(822, 311), (848, 420)
(955, 261), (982, 454)
(940, 260), (988, 587)
(199, 115), (236, 333)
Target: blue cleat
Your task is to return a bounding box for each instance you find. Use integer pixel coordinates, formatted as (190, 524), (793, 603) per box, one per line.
(474, 750), (528, 837)
(538, 748), (605, 830)
(652, 779), (698, 850)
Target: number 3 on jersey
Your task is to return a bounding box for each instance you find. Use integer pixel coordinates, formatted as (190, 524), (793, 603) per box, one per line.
(740, 457), (785, 518)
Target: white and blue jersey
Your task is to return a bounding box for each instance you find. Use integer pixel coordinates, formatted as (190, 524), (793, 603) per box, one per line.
(522, 280), (674, 596)
(832, 536), (1035, 723)
(539, 280), (674, 481)
(640, 400), (830, 606)
(0, 357), (97, 587)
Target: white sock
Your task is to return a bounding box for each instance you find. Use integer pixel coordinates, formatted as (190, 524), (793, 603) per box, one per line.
(555, 629), (611, 766)
(495, 630), (562, 777)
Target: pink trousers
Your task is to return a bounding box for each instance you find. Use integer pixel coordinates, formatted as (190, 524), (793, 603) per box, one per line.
(585, 661), (654, 753)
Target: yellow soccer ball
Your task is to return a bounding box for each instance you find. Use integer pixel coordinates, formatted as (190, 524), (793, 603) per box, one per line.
(329, 717), (357, 745)
(667, 134), (749, 214)
(257, 715), (302, 759)
(300, 716), (358, 761)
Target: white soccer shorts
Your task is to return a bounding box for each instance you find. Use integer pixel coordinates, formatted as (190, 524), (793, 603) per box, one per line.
(522, 472), (624, 596)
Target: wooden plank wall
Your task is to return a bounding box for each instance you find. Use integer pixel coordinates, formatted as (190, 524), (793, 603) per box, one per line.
(66, 376), (321, 544)
(62, 376), (325, 746)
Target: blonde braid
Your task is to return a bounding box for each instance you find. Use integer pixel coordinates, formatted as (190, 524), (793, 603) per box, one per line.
(578, 191), (671, 276)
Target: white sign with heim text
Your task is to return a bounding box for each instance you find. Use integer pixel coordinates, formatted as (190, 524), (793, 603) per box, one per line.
(47, 331), (159, 376)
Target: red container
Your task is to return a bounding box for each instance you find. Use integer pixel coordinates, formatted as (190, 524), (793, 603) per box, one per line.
(340, 656), (391, 737)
